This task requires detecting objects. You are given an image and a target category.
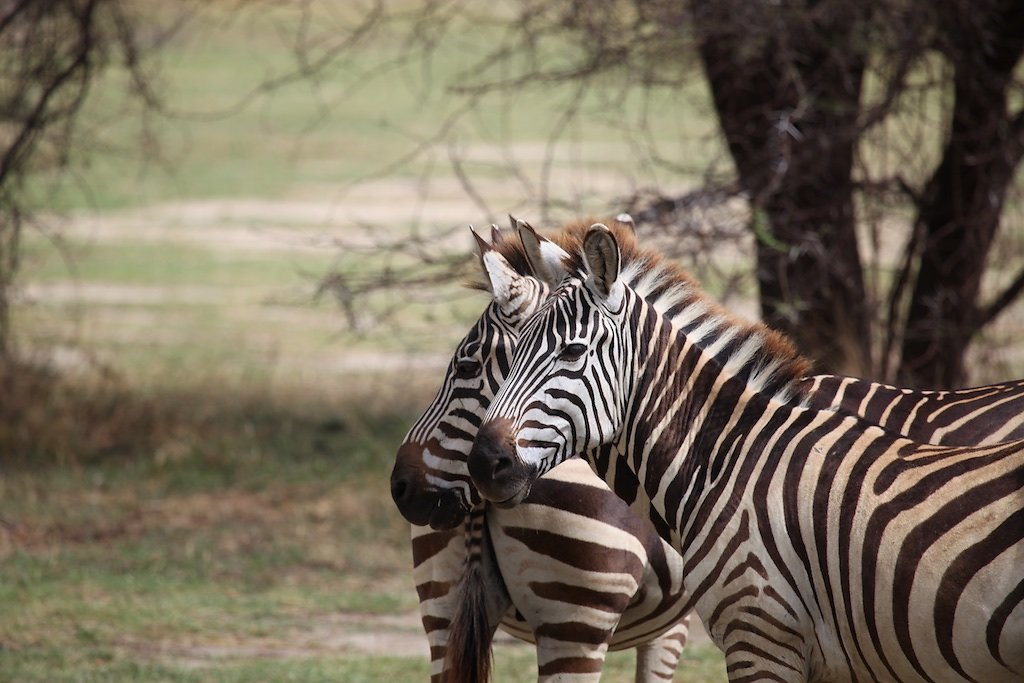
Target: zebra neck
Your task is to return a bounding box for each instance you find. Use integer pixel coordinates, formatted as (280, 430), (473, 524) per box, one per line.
(615, 301), (796, 545)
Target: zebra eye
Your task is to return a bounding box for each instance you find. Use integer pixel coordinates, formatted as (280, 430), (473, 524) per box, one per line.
(558, 343), (587, 362)
(454, 359), (481, 379)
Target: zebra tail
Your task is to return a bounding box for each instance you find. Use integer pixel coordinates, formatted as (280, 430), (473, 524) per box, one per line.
(443, 509), (510, 683)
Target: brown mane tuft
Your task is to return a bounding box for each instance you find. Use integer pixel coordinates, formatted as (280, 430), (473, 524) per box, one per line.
(465, 217), (617, 292)
(463, 216), (811, 402)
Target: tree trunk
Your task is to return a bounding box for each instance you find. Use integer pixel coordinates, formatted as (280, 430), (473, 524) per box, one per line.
(0, 210), (18, 361)
(692, 0), (872, 376)
(897, 0), (1024, 388)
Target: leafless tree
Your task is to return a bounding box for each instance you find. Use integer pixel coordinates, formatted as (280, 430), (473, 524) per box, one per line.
(0, 0), (387, 361)
(7, 2), (1022, 386)
(0, 0), (171, 359)
(688, 0), (1024, 385)
(893, 0), (1024, 386)
(330, 0), (1024, 387)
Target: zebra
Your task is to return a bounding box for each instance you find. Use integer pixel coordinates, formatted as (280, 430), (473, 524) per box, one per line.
(397, 218), (1024, 681)
(391, 220), (691, 683)
(468, 222), (1024, 682)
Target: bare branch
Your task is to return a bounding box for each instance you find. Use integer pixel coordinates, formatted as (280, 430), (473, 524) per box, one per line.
(976, 266), (1024, 330)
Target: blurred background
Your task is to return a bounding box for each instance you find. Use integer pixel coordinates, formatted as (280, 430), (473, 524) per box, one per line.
(2, 1), (1022, 681)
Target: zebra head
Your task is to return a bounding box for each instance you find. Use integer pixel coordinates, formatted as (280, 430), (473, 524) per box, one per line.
(469, 223), (634, 508)
(390, 220), (569, 529)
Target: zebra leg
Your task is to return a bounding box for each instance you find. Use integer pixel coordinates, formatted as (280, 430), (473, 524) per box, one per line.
(534, 636), (612, 682)
(635, 616), (690, 683)
(410, 523), (464, 682)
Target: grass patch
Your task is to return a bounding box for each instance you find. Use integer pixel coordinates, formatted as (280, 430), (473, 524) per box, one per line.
(0, 642), (727, 683)
(23, 238), (333, 289)
(0, 354), (429, 473)
(0, 360), (433, 681)
(0, 652), (430, 683)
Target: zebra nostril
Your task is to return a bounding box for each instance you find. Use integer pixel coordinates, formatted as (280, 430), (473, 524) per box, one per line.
(468, 418), (520, 500)
(391, 477), (409, 503)
(492, 454), (513, 478)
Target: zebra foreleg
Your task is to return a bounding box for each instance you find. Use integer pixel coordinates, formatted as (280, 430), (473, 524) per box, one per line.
(635, 616), (690, 683)
(534, 635), (613, 682)
(410, 523), (465, 683)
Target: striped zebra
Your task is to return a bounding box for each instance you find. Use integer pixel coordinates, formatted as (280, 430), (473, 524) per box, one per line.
(468, 222), (1024, 682)
(397, 219), (1024, 681)
(392, 221), (691, 683)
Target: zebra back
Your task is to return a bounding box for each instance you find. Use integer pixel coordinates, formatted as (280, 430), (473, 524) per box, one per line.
(803, 374), (1024, 445)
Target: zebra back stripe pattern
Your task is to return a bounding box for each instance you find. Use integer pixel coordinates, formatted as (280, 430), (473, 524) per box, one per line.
(804, 374), (1024, 445)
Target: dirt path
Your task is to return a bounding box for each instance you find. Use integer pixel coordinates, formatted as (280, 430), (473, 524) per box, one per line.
(115, 609), (712, 665)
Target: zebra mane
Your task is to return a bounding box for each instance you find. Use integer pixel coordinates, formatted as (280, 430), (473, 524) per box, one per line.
(564, 223), (812, 405)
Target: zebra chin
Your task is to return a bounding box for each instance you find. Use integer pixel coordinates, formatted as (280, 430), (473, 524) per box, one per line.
(392, 483), (470, 530)
(467, 419), (538, 508)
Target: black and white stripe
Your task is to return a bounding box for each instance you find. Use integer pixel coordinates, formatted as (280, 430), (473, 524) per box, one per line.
(392, 221), (690, 682)
(470, 223), (1024, 682)
(803, 375), (1024, 446)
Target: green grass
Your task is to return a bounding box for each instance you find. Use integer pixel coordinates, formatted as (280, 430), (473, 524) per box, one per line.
(0, 653), (426, 683)
(0, 638), (727, 682)
(0, 374), (423, 676)
(23, 238), (332, 288)
(0, 648), (725, 683)
(0, 366), (726, 682)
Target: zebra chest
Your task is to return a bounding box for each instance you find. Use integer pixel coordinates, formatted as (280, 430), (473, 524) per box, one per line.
(482, 464), (663, 627)
(486, 504), (650, 614)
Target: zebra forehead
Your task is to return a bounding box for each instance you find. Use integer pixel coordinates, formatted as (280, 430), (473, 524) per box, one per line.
(454, 312), (488, 349)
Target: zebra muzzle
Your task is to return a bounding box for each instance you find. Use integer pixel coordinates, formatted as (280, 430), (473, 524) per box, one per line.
(468, 419), (536, 507)
(390, 441), (465, 527)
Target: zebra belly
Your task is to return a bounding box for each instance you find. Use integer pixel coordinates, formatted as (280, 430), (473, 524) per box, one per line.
(496, 609), (535, 642)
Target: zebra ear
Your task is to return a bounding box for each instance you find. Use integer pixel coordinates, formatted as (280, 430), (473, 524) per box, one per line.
(516, 218), (569, 288)
(471, 226), (492, 264)
(583, 223), (623, 307)
(583, 223), (620, 293)
(472, 227), (522, 310)
(614, 213), (636, 233)
(482, 251), (523, 311)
